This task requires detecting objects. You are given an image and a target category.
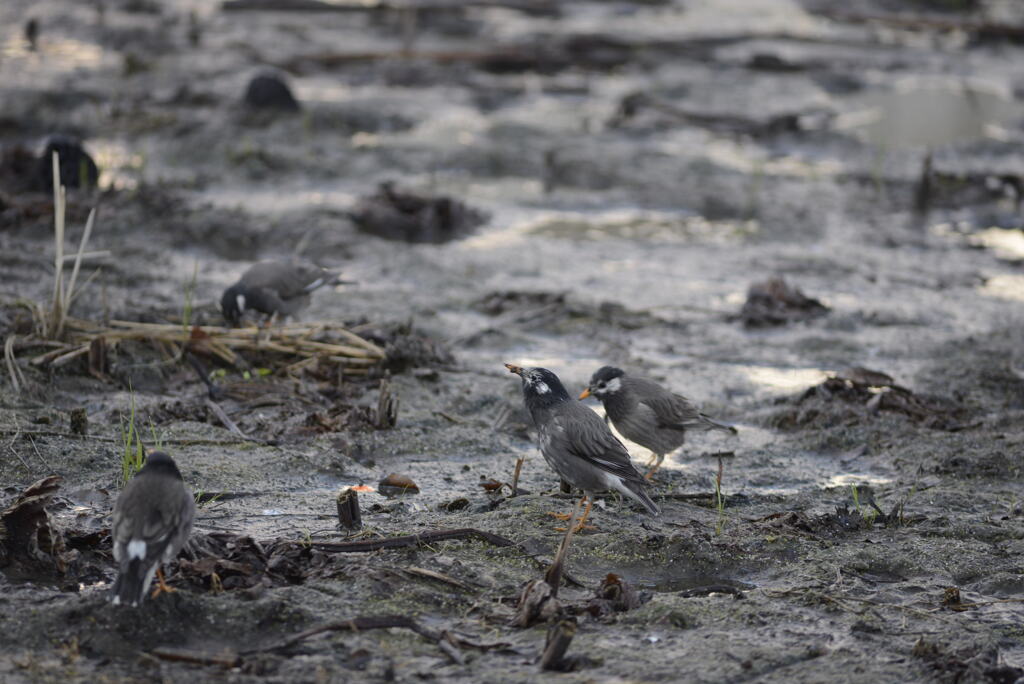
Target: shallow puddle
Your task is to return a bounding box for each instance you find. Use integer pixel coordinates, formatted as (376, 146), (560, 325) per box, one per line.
(837, 79), (1022, 148)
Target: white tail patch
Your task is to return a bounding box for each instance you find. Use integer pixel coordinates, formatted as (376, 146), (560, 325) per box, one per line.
(127, 540), (147, 560)
(304, 277), (326, 292)
(236, 294), (246, 313)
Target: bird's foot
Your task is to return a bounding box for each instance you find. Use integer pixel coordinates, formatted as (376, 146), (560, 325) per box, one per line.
(150, 568), (177, 600)
(644, 465), (661, 480)
(546, 511), (573, 521)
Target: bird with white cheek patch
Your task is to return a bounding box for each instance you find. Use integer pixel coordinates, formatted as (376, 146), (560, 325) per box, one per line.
(505, 363), (658, 530)
(580, 366), (737, 479)
(110, 451), (195, 607)
(220, 258), (350, 327)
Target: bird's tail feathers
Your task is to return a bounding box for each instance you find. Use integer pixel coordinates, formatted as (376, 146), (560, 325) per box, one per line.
(695, 414), (738, 434)
(110, 559), (157, 607)
(622, 479), (660, 516)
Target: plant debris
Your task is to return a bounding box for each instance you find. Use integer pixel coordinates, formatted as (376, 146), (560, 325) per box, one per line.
(349, 182), (489, 243)
(739, 277), (829, 328)
(0, 475), (68, 577)
(790, 368), (970, 430)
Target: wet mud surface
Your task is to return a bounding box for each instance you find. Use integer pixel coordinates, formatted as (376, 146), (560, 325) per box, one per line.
(2, 0), (1024, 681)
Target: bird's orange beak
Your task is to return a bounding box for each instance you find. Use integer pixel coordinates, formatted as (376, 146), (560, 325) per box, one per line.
(504, 363), (523, 376)
(578, 388), (591, 400)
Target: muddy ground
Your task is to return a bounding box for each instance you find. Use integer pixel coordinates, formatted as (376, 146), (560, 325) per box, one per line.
(2, 0), (1024, 681)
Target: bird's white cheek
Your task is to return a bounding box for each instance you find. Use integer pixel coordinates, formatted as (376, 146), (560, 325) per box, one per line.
(535, 381), (550, 394)
(236, 294), (246, 312)
(605, 378), (621, 393)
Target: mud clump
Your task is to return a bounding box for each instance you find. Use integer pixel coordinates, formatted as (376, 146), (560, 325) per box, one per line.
(350, 182), (489, 244)
(358, 323), (453, 373)
(740, 277), (829, 328)
(912, 639), (1022, 684)
(775, 367), (971, 431)
(243, 73), (300, 112)
(470, 290), (678, 336)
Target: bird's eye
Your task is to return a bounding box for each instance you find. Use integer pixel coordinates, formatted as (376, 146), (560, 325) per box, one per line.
(598, 382), (606, 389)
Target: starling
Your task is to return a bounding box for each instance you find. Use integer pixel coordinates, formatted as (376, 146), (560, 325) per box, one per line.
(220, 258), (346, 326)
(580, 366), (736, 478)
(110, 452), (195, 607)
(506, 363), (658, 528)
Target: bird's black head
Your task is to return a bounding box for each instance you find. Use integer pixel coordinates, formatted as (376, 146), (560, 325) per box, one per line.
(580, 365), (626, 401)
(140, 451), (184, 481)
(505, 363), (571, 410)
(220, 284), (246, 326)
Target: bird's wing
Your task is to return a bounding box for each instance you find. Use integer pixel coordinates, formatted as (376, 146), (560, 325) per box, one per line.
(639, 393), (704, 430)
(242, 260), (328, 299)
(555, 404), (644, 482)
(639, 390), (734, 433)
(630, 378), (704, 430)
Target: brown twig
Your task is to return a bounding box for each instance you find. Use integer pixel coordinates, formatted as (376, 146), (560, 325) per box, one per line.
(540, 618), (577, 671)
(149, 647), (240, 668)
(311, 528), (515, 553)
(511, 457), (524, 497)
(401, 566), (477, 592)
(204, 399), (260, 442)
(5, 428), (34, 473)
(248, 615), (439, 655)
(545, 498), (582, 592)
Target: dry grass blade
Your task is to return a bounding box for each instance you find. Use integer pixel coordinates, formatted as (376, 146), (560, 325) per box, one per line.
(62, 208), (97, 324)
(39, 152), (98, 341)
(48, 152), (65, 339)
(28, 318), (388, 372)
(4, 335), (26, 393)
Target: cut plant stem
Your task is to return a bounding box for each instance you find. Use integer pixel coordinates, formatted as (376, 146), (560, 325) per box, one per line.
(336, 486), (362, 531)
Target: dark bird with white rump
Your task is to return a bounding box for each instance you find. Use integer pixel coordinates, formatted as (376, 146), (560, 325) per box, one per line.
(110, 451), (195, 607)
(580, 366), (736, 479)
(505, 363), (658, 530)
(221, 258), (349, 327)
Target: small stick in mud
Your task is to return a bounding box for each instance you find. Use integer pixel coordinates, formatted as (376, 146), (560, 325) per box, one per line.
(311, 527), (515, 553)
(6, 429), (34, 474)
(511, 456), (524, 496)
(336, 486), (362, 531)
(513, 498), (582, 627)
(545, 498), (582, 590)
(249, 614), (507, 663)
(539, 618), (577, 671)
(69, 408), (87, 436)
(374, 377), (399, 428)
(204, 399), (250, 441)
(150, 647), (240, 668)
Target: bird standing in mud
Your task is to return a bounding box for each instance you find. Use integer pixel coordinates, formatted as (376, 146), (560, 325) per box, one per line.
(221, 258), (347, 327)
(505, 363), (658, 530)
(580, 366), (736, 478)
(110, 452), (195, 607)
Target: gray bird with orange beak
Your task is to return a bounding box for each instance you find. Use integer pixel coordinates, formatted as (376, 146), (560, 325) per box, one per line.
(505, 363), (658, 528)
(580, 366), (736, 478)
(110, 451), (195, 607)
